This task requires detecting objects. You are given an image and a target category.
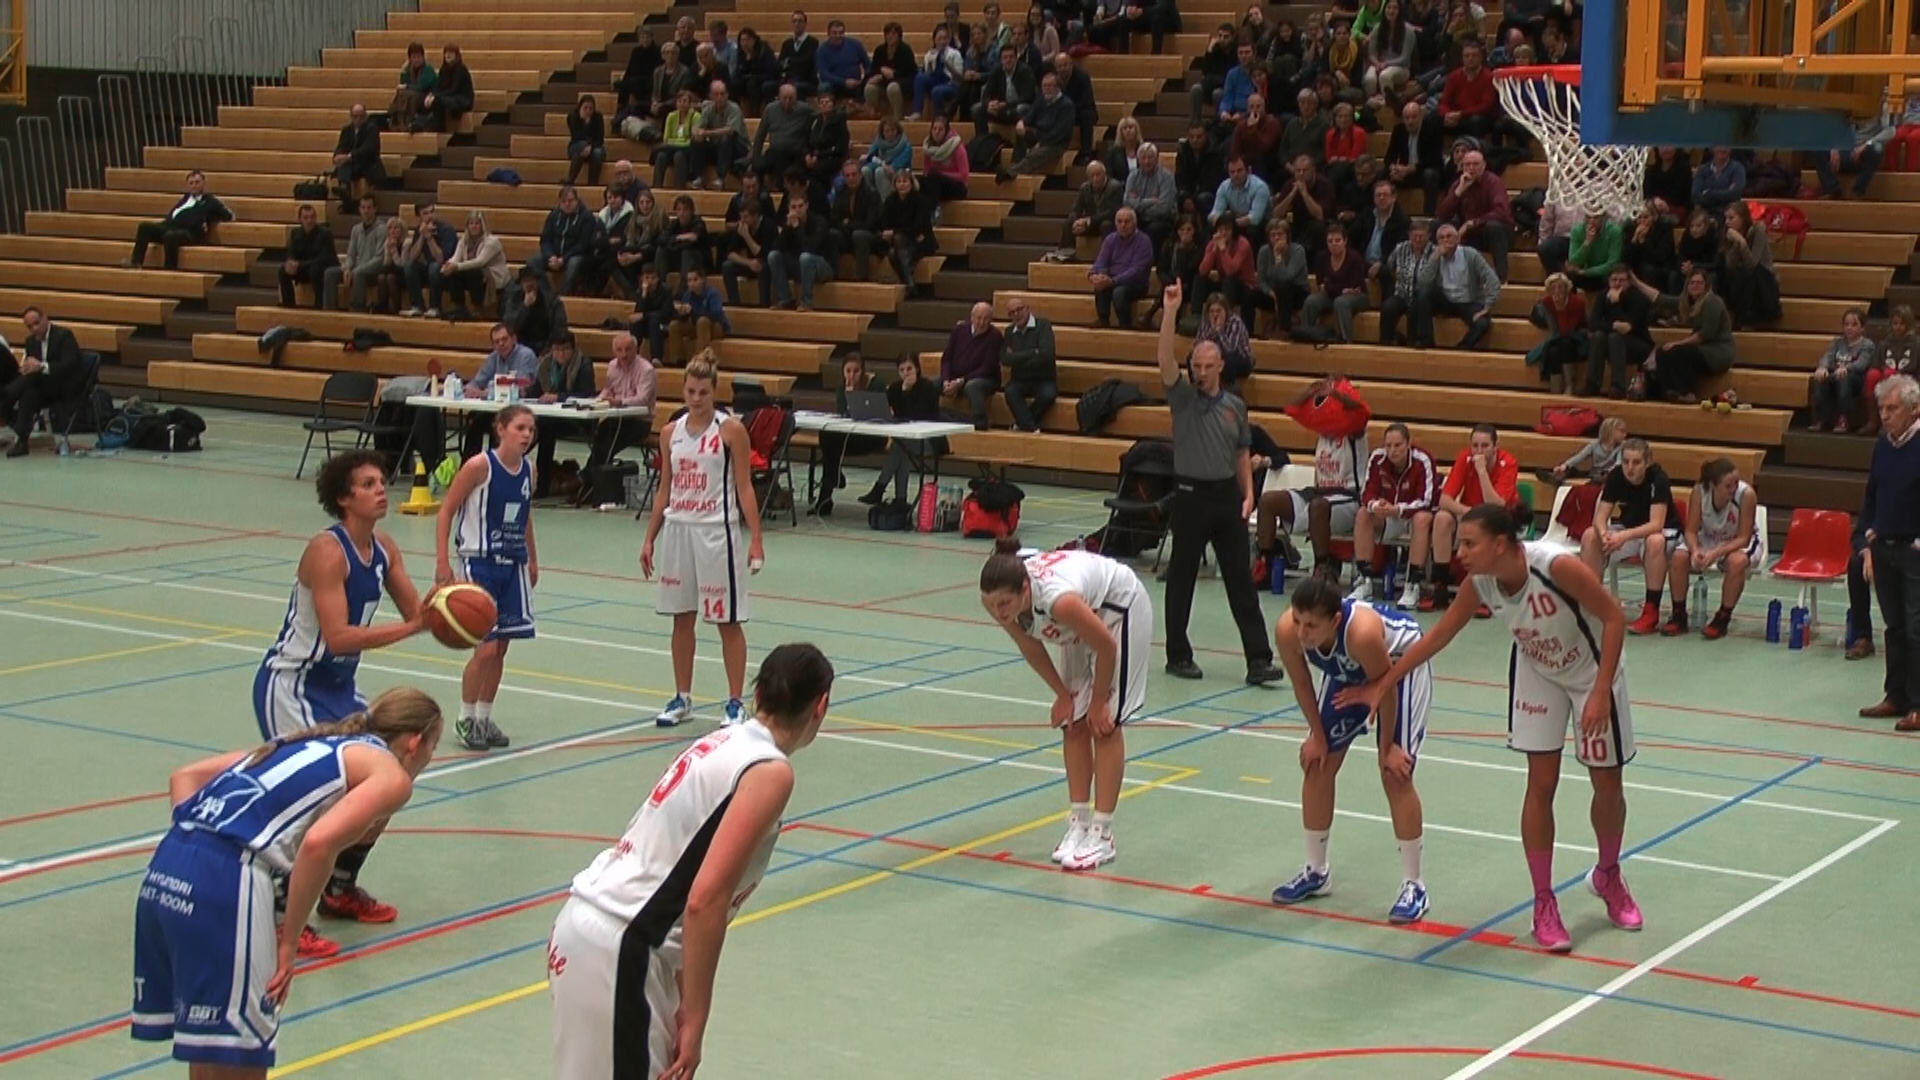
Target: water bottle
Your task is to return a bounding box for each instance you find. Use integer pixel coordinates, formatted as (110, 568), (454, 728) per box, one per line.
(444, 372), (462, 399)
(1270, 554), (1287, 595)
(1765, 599), (1783, 643)
(1788, 606), (1808, 650)
(1690, 575), (1708, 616)
(1383, 560), (1398, 600)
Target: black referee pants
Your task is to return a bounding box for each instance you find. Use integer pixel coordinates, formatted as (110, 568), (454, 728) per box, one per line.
(1871, 536), (1920, 712)
(1162, 479), (1272, 669)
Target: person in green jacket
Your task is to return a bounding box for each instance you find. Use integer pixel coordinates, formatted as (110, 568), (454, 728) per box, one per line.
(1565, 209), (1623, 292)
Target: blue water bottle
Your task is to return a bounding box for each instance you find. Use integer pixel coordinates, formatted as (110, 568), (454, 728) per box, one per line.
(1383, 560), (1398, 600)
(1765, 599), (1783, 643)
(1270, 554), (1287, 595)
(1788, 606), (1808, 650)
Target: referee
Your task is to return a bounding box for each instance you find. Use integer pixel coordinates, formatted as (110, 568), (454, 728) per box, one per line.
(1157, 281), (1284, 686)
(1857, 374), (1920, 733)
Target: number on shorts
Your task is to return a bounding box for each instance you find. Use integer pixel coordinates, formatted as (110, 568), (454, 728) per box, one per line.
(1527, 592), (1559, 619)
(704, 595), (730, 621)
(1581, 734), (1610, 763)
(649, 733), (731, 806)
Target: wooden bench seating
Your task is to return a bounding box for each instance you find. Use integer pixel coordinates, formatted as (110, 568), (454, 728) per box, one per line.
(724, 307), (871, 344)
(352, 30), (614, 52)
(317, 48), (585, 72)
(288, 65), (544, 93)
(384, 11), (636, 32)
(0, 288), (176, 327)
(1503, 251), (1892, 300)
(71, 189), (339, 225)
(0, 261), (219, 302)
(106, 166), (362, 201)
(0, 314), (133, 353)
(418, 0), (663, 10)
(141, 146), (413, 178)
(214, 106), (485, 134)
(251, 86), (516, 114)
(179, 126), (448, 156)
(27, 211), (291, 249)
(0, 234), (256, 275)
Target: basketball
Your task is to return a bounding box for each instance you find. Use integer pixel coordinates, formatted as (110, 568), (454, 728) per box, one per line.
(424, 584), (496, 649)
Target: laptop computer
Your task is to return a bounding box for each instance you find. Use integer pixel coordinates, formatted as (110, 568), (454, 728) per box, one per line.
(843, 390), (893, 422)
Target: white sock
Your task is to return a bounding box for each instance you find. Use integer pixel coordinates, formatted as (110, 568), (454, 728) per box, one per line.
(1305, 829), (1331, 874)
(1398, 836), (1424, 886)
(460, 701), (476, 722)
(475, 701), (492, 724)
(1090, 811), (1114, 835)
(1069, 802), (1092, 827)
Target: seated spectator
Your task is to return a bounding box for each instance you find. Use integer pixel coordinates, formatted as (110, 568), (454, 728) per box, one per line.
(1026, 4), (1061, 62)
(277, 204), (337, 309)
(1105, 115), (1146, 187)
(1436, 41), (1497, 140)
(389, 42), (436, 132)
(996, 72), (1074, 181)
(1258, 376), (1371, 578)
(719, 203), (775, 307)
(531, 330), (598, 494)
(502, 266), (569, 354)
(1622, 201), (1678, 289)
(1355, 176), (1409, 278)
(442, 210), (508, 318)
(1055, 159), (1122, 261)
(959, 25), (998, 118)
(1527, 273), (1586, 393)
(911, 26), (966, 120)
(1863, 304), (1919, 436)
(940, 302), (1002, 429)
(1644, 147), (1691, 215)
(1386, 100), (1444, 215)
(1144, 214), (1204, 326)
(707, 19), (737, 73)
(1198, 217), (1258, 330)
(1362, 0), (1417, 108)
(460, 324), (541, 456)
(879, 170), (937, 295)
(767, 193), (833, 309)
(1280, 90), (1331, 171)
(806, 88), (852, 188)
(1552, 416), (1628, 483)
(814, 352), (887, 516)
(566, 96), (606, 187)
(1123, 142), (1179, 252)
(1814, 116), (1890, 199)
(643, 43), (696, 128)
(653, 91), (698, 187)
(1209, 155), (1272, 234)
(830, 161), (883, 283)
(1, 307), (83, 459)
(1564, 209), (1622, 292)
(1273, 154), (1333, 254)
(370, 218), (409, 314)
(734, 28), (780, 114)
(666, 268), (729, 363)
(974, 44), (1036, 135)
(1583, 266), (1654, 398)
(1668, 456), (1760, 640)
(861, 354), (945, 506)
(999, 297), (1057, 431)
(582, 187), (633, 298)
(1638, 268), (1735, 403)
(413, 45), (472, 133)
(919, 114), (971, 204)
(658, 194), (710, 276)
(1672, 205), (1721, 292)
(777, 14), (820, 98)
(331, 105), (384, 213)
(1691, 147), (1745, 212)
(689, 81), (747, 189)
(1427, 422), (1521, 610)
(1229, 93), (1283, 184)
(630, 265), (675, 357)
(1349, 421), (1437, 608)
(861, 116), (914, 194)
(1436, 146), (1511, 279)
(1810, 307), (1876, 433)
(1323, 103), (1367, 187)
(1412, 222), (1499, 349)
(1580, 437), (1679, 634)
(611, 191), (664, 299)
(815, 20), (870, 101)
(1253, 217), (1309, 340)
(128, 169), (232, 270)
(529, 185), (599, 296)
(1050, 51), (1098, 162)
(1718, 201), (1782, 327)
(1299, 225), (1370, 343)
(1377, 217), (1435, 345)
(401, 201), (457, 317)
(615, 28), (661, 124)
(324, 195), (386, 313)
(1087, 0), (1182, 54)
(751, 84), (817, 184)
(1176, 121), (1227, 214)
(1194, 291), (1255, 384)
(690, 43), (729, 100)
(863, 23), (914, 118)
(1187, 24), (1239, 126)
(1090, 207), (1155, 329)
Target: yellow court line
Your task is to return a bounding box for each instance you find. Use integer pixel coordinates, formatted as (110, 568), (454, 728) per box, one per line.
(269, 765), (1200, 1075)
(0, 631), (250, 677)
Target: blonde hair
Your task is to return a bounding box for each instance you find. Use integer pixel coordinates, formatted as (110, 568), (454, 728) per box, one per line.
(1597, 417), (1627, 443)
(685, 350), (720, 384)
(243, 687), (442, 767)
(1544, 272), (1572, 295)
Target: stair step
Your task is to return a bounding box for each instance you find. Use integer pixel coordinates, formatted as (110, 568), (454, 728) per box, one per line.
(1755, 464), (1868, 513)
(1780, 428), (1877, 470)
(1137, 117), (1188, 144)
(1033, 189), (1078, 217)
(206, 284), (279, 315)
(100, 365), (148, 392)
(402, 166), (469, 192)
(896, 298), (975, 331)
(439, 145), (484, 169)
(118, 335), (197, 368)
(163, 310), (236, 341)
(932, 268), (1027, 302)
(967, 241), (1055, 274)
(860, 325), (953, 360)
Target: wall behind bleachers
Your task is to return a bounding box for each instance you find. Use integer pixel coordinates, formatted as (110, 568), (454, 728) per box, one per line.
(27, 0), (417, 75)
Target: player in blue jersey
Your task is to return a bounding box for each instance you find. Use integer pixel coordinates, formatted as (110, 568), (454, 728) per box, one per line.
(436, 404), (540, 753)
(132, 687), (442, 1076)
(255, 448), (428, 956)
(1271, 575), (1432, 923)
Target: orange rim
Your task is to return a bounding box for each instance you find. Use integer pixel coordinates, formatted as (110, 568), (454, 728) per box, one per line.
(1491, 63), (1583, 86)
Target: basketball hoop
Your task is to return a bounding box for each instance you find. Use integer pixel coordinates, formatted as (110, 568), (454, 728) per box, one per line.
(1493, 65), (1648, 222)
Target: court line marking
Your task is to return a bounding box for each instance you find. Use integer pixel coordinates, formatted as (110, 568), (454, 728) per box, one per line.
(0, 564), (1895, 827)
(1438, 818), (1900, 1080)
(0, 632), (248, 677)
(266, 765), (1202, 1076)
(822, 733), (1786, 882)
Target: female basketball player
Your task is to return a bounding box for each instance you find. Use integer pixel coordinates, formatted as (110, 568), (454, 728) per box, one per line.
(1337, 504), (1640, 953)
(132, 687), (442, 1077)
(1271, 576), (1431, 923)
(436, 404), (539, 752)
(979, 536), (1153, 873)
(1668, 457), (1759, 640)
(255, 448), (428, 956)
(641, 353), (765, 729)
(549, 644), (832, 1080)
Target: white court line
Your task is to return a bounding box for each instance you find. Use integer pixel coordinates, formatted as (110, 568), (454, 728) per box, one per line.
(1440, 818), (1900, 1080)
(823, 733), (1787, 883)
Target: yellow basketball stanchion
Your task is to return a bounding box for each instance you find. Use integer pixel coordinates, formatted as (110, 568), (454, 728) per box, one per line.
(398, 459), (440, 516)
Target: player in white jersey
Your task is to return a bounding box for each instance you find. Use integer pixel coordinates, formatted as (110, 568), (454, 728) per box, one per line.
(1271, 576), (1432, 923)
(550, 644), (831, 1080)
(979, 536), (1153, 872)
(255, 449), (428, 957)
(132, 688), (440, 1076)
(1668, 457), (1760, 641)
(437, 404), (539, 752)
(1338, 504), (1641, 953)
(642, 354), (765, 729)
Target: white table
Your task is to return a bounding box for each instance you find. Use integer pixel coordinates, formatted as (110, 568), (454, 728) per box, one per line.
(790, 411), (973, 511)
(402, 395), (656, 494)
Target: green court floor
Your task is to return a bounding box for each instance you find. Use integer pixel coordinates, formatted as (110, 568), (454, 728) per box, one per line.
(0, 408), (1913, 1079)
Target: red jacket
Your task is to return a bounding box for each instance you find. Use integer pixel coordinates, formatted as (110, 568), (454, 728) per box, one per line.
(1439, 66), (1497, 118)
(1437, 170), (1514, 230)
(1361, 445), (1439, 512)
(1443, 447), (1520, 507)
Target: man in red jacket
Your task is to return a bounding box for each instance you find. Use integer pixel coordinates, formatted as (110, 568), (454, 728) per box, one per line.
(1437, 42), (1498, 141)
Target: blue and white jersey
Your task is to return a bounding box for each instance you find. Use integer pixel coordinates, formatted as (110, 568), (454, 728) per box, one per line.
(171, 734), (386, 875)
(1304, 598), (1425, 686)
(259, 525), (388, 685)
(454, 450), (532, 563)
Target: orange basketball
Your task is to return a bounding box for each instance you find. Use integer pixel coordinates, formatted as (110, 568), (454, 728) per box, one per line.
(424, 583), (497, 649)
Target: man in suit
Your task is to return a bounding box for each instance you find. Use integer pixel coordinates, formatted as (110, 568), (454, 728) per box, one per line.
(1386, 101), (1445, 216)
(332, 104), (386, 212)
(127, 170), (234, 270)
(2, 307), (85, 457)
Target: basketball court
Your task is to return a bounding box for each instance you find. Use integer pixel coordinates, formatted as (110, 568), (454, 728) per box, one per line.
(0, 407), (1913, 1078)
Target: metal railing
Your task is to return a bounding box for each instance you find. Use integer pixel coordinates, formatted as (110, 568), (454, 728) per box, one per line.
(30, 0), (419, 76)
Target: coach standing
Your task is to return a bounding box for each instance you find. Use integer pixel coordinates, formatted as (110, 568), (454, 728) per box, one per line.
(1858, 374), (1920, 732)
(1157, 281), (1284, 687)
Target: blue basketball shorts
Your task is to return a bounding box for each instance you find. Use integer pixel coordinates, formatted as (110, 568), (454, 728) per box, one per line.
(459, 556), (536, 641)
(1316, 665), (1432, 761)
(252, 663), (365, 740)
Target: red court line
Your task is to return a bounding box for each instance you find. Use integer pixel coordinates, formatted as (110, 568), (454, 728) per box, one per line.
(1165, 1046), (1720, 1079)
(0, 792), (166, 830)
(856, 579), (981, 608)
(28, 530), (281, 566)
(788, 822), (1920, 1022)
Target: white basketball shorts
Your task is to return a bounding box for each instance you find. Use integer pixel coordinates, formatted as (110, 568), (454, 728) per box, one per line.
(548, 896), (678, 1080)
(655, 520), (750, 624)
(1506, 650), (1637, 768)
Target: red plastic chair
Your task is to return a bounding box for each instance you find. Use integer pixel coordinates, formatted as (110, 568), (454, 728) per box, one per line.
(1769, 508), (1854, 633)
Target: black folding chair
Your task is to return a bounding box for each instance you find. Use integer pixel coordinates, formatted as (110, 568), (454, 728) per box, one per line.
(39, 351), (104, 453)
(1100, 447), (1178, 570)
(744, 401), (799, 528)
(296, 371), (381, 479)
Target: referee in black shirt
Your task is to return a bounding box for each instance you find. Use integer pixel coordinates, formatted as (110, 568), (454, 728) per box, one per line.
(1157, 281), (1284, 686)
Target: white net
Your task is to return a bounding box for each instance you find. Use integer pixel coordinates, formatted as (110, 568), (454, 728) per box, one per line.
(1495, 71), (1649, 222)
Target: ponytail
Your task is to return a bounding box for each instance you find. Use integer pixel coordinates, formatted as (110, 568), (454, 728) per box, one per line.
(979, 535), (1028, 595)
(243, 687), (443, 767)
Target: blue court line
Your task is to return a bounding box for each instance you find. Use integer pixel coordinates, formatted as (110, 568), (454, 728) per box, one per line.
(0, 867), (147, 912)
(1415, 758), (1825, 964)
(0, 706), (230, 755)
(0, 660), (261, 714)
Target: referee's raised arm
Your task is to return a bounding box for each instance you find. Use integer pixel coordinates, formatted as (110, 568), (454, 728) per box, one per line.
(1157, 281), (1184, 388)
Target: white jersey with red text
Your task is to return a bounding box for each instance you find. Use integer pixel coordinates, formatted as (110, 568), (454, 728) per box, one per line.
(663, 412), (736, 529)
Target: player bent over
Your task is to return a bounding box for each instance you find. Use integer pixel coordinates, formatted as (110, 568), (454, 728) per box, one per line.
(1340, 504), (1641, 952)
(1272, 576), (1431, 922)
